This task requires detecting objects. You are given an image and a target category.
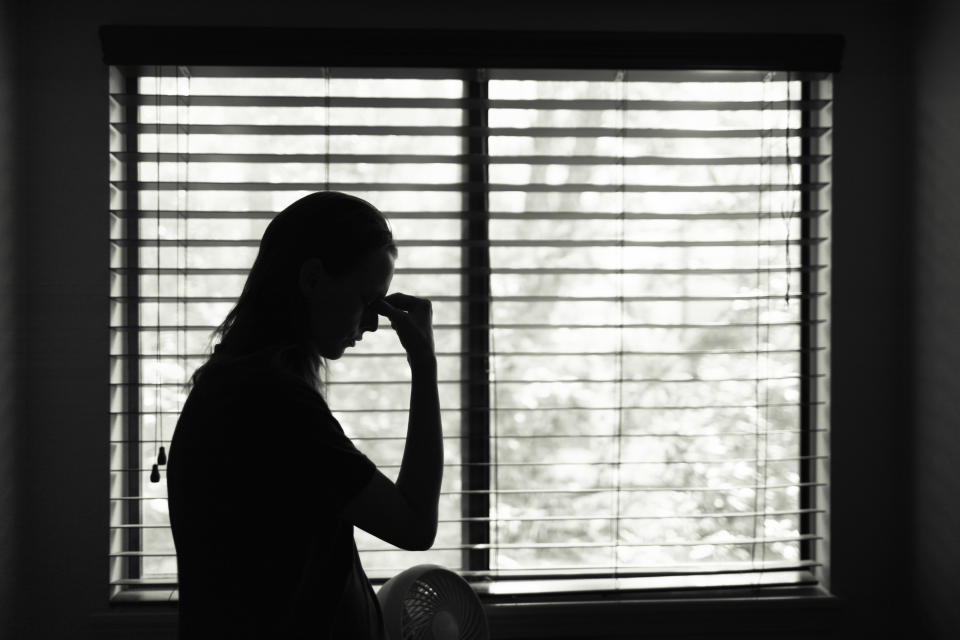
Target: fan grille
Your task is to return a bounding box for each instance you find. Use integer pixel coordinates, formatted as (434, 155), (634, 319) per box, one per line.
(399, 570), (486, 640)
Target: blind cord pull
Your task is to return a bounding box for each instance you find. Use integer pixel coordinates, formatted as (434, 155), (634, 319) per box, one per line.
(150, 445), (166, 484)
(150, 65), (188, 482)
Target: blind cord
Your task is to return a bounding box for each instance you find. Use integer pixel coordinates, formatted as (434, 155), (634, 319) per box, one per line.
(612, 68), (627, 579)
(174, 64), (182, 465)
(171, 65), (190, 466)
(184, 66), (191, 409)
(324, 67), (330, 192)
(750, 72), (767, 584)
(782, 73), (794, 305)
(752, 71), (783, 590)
(151, 65), (192, 481)
(490, 208), (500, 581)
(151, 66), (163, 483)
(482, 67), (500, 581)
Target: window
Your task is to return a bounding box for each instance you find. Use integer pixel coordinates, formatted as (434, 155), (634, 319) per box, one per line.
(106, 31), (834, 603)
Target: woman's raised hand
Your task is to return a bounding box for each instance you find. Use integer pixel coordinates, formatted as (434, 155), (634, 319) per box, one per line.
(343, 291), (443, 551)
(373, 293), (435, 370)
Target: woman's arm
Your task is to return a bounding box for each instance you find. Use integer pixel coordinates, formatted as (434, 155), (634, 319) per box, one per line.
(340, 294), (443, 551)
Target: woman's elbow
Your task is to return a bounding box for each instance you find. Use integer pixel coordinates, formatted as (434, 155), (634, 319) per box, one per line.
(402, 539), (432, 552)
(401, 521), (437, 552)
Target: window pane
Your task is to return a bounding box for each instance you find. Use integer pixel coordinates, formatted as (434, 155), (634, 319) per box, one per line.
(111, 67), (825, 594)
(487, 72), (805, 575)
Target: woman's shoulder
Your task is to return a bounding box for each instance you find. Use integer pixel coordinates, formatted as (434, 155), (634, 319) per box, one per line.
(181, 363), (345, 451)
(191, 352), (331, 414)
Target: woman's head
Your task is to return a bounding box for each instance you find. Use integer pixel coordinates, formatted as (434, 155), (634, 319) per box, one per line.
(204, 191), (397, 387)
(298, 233), (395, 360)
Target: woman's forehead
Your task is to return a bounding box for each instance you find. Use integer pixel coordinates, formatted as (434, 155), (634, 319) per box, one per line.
(357, 248), (395, 294)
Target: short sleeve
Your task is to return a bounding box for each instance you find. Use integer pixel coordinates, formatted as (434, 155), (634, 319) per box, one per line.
(193, 362), (379, 518)
(281, 386), (378, 514)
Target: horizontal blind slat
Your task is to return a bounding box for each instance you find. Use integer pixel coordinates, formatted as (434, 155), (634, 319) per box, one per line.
(110, 403), (825, 416)
(112, 122), (831, 138)
(111, 429), (827, 446)
(110, 151), (830, 166)
(113, 180), (827, 193)
(108, 565), (819, 594)
(108, 562), (820, 590)
(113, 92), (831, 111)
(111, 508), (825, 527)
(108, 562), (820, 587)
(112, 481), (825, 498)
(108, 534), (820, 557)
(108, 320), (825, 331)
(111, 455), (827, 473)
(111, 348), (826, 359)
(110, 208), (829, 220)
(111, 266), (826, 276)
(112, 374), (824, 388)
(112, 236), (825, 247)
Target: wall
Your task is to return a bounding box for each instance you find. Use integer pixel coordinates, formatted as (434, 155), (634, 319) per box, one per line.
(9, 1), (917, 638)
(0, 0), (20, 638)
(911, 0), (960, 637)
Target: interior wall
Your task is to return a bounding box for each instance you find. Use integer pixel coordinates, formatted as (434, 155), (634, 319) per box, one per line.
(8, 1), (917, 638)
(0, 0), (20, 638)
(911, 0), (960, 637)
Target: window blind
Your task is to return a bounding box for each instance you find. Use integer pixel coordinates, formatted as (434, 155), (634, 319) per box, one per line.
(107, 64), (831, 600)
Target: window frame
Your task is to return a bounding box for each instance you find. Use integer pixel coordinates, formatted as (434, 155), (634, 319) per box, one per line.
(102, 27), (841, 628)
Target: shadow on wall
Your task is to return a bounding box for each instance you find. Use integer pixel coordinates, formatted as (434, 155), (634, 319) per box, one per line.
(0, 0), (20, 638)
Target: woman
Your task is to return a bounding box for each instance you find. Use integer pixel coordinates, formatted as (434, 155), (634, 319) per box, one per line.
(166, 191), (443, 639)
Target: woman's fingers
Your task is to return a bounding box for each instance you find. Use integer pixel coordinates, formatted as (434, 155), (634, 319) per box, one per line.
(374, 294), (427, 315)
(378, 294), (432, 327)
(372, 299), (399, 320)
(372, 293), (435, 364)
(384, 292), (419, 305)
(384, 292), (431, 314)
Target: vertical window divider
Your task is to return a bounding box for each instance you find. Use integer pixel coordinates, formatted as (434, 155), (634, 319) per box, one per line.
(799, 76), (816, 567)
(461, 67), (491, 576)
(120, 65), (142, 583)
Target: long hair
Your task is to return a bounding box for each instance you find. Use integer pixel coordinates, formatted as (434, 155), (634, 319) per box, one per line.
(191, 191), (397, 392)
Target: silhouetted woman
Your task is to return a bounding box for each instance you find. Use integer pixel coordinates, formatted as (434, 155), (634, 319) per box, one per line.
(166, 192), (442, 639)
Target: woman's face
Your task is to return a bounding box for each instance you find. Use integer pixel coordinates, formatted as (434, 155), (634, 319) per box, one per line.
(302, 248), (395, 360)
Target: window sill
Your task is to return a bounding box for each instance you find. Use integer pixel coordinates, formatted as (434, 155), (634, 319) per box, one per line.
(98, 580), (841, 639)
(482, 585), (840, 638)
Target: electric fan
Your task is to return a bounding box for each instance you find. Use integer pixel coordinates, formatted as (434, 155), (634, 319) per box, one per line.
(377, 564), (489, 640)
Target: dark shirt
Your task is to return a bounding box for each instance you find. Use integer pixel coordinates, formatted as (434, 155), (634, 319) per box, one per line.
(166, 355), (386, 639)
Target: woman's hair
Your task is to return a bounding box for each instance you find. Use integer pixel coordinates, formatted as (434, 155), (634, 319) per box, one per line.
(191, 191), (397, 391)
